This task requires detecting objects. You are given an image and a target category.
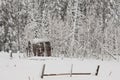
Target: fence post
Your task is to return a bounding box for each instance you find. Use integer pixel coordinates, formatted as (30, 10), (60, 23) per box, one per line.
(41, 64), (46, 78)
(70, 64), (73, 77)
(95, 65), (100, 76)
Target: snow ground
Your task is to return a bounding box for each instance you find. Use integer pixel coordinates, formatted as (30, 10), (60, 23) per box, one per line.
(0, 51), (120, 80)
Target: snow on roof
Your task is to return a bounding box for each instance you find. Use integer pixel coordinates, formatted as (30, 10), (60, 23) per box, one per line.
(32, 38), (50, 44)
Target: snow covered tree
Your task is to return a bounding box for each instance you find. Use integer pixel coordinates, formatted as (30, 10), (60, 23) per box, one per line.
(0, 0), (120, 60)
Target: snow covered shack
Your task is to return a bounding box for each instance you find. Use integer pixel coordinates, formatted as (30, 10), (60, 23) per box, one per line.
(32, 38), (51, 57)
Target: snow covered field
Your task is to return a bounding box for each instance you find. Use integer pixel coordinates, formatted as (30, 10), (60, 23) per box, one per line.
(0, 52), (120, 80)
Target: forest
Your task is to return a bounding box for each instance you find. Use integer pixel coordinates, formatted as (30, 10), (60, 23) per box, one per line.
(0, 0), (120, 60)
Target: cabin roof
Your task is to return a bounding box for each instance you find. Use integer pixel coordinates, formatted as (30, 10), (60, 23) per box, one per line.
(32, 38), (50, 44)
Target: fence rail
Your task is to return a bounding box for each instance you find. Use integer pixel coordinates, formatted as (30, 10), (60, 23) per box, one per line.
(41, 64), (100, 79)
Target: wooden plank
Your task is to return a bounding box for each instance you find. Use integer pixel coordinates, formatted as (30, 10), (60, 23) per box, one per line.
(44, 73), (91, 76)
(72, 73), (91, 75)
(41, 64), (45, 78)
(44, 73), (70, 76)
(95, 65), (100, 76)
(70, 64), (73, 77)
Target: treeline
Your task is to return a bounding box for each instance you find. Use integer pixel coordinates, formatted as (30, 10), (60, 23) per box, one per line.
(0, 0), (120, 60)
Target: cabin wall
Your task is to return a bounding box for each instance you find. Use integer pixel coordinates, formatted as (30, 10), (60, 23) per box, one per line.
(32, 42), (51, 56)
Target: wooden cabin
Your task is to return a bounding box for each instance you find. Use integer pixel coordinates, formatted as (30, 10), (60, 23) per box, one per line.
(31, 38), (51, 57)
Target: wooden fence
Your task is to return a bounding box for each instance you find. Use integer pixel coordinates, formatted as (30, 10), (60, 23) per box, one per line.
(41, 64), (100, 79)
